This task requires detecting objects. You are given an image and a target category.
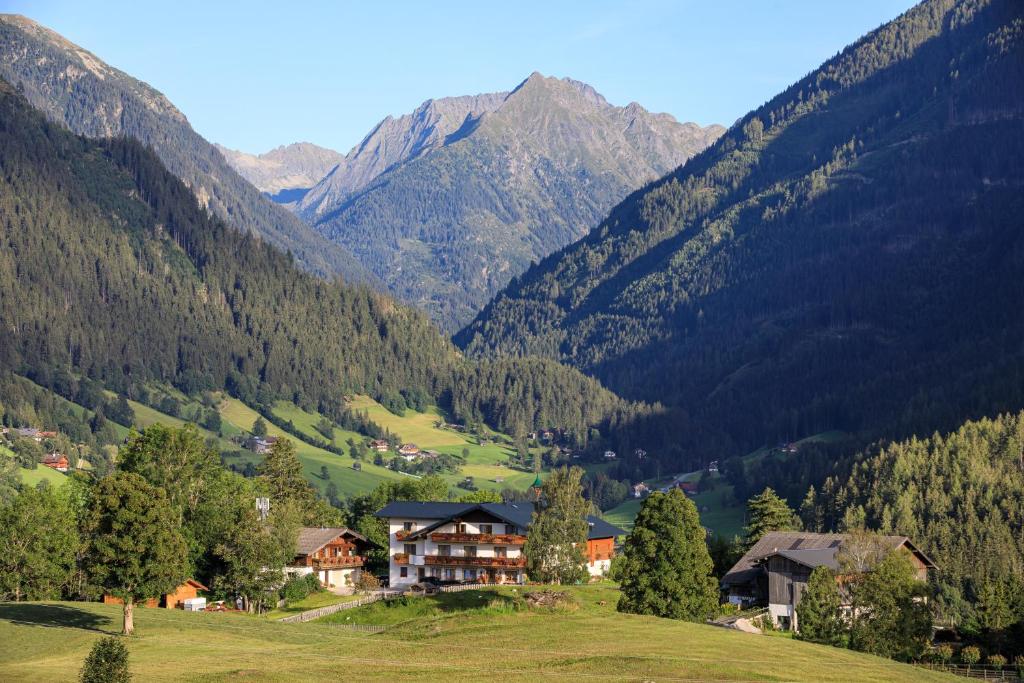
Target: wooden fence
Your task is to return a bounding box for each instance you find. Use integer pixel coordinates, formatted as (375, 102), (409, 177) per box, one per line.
(438, 583), (490, 593)
(917, 663), (1020, 681)
(278, 590), (401, 624)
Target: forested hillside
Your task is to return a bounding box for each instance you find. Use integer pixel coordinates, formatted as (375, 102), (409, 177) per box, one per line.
(300, 73), (722, 328)
(0, 78), (626, 442)
(0, 14), (371, 283)
(459, 0), (1024, 469)
(817, 412), (1024, 651)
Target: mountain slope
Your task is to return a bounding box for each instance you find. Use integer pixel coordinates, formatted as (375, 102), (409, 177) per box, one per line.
(0, 76), (625, 441)
(299, 73), (723, 327)
(215, 142), (344, 204)
(458, 0), (1024, 463)
(0, 14), (372, 283)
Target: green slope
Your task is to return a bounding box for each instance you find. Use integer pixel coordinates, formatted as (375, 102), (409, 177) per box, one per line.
(0, 592), (956, 681)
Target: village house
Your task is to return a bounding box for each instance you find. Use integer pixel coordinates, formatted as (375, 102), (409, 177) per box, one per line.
(103, 579), (208, 609)
(603, 450), (617, 459)
(397, 443), (421, 456)
(720, 531), (936, 630)
(377, 501), (624, 587)
(369, 439), (390, 452)
(41, 453), (69, 472)
(285, 527), (373, 590)
(707, 460), (719, 473)
(634, 448), (647, 459)
(632, 482), (650, 498)
(251, 436), (278, 455)
(676, 481), (698, 495)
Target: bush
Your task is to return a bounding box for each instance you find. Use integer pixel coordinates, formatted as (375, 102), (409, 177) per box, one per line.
(932, 644), (953, 666)
(303, 573), (322, 594)
(960, 646), (981, 671)
(986, 654), (1006, 671)
(281, 575), (313, 603)
(80, 637), (130, 683)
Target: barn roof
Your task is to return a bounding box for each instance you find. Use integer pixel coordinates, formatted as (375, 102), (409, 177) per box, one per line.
(721, 531), (936, 587)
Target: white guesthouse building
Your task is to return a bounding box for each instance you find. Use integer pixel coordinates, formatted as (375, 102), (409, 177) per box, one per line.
(376, 501), (623, 587)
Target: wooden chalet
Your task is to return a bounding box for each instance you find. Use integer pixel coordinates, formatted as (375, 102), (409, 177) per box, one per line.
(287, 527), (373, 589)
(41, 453), (69, 472)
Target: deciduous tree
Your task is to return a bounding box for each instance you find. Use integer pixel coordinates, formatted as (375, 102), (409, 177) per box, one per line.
(84, 472), (188, 635)
(523, 466), (589, 585)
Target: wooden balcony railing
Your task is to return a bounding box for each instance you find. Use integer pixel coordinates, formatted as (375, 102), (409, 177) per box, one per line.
(313, 555), (364, 569)
(395, 530), (414, 541)
(393, 553), (409, 565)
(429, 532), (527, 545)
(423, 555), (526, 568)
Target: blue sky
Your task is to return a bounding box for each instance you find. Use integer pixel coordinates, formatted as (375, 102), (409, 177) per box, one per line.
(3, 0), (917, 153)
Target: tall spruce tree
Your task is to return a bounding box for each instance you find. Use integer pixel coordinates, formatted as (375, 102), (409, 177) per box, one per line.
(743, 487), (799, 549)
(617, 489), (718, 621)
(523, 466), (589, 585)
(796, 566), (845, 646)
(85, 472), (188, 635)
(257, 439), (315, 509)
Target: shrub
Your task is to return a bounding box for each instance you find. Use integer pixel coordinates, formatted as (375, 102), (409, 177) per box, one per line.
(986, 654), (1006, 671)
(1014, 655), (1024, 676)
(281, 575), (312, 603)
(303, 573), (322, 594)
(80, 637), (130, 683)
(933, 644), (953, 666)
(960, 646), (981, 671)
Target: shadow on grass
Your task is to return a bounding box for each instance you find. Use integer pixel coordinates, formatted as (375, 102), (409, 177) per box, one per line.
(0, 603), (113, 632)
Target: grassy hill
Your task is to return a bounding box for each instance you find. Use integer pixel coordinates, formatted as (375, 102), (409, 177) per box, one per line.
(0, 588), (954, 681)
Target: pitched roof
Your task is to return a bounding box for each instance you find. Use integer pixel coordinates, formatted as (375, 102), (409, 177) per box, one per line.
(375, 501), (624, 540)
(294, 527), (369, 556)
(721, 531), (936, 586)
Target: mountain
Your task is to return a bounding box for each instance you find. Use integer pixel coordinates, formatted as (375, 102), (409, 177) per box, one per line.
(0, 14), (372, 283)
(0, 75), (628, 442)
(458, 0), (1024, 467)
(298, 73), (724, 328)
(215, 142), (344, 205)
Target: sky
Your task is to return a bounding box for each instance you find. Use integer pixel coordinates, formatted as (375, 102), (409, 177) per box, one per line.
(2, 0), (919, 154)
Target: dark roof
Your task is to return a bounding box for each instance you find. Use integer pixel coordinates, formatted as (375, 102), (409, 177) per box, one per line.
(295, 527), (369, 556)
(721, 531), (936, 587)
(374, 501), (624, 540)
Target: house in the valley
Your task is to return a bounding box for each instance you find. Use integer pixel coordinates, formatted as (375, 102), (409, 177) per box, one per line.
(41, 453), (69, 472)
(632, 482), (650, 498)
(103, 579), (209, 609)
(377, 502), (624, 587)
(603, 450), (617, 460)
(707, 460), (719, 473)
(397, 443), (421, 457)
(286, 527), (373, 590)
(252, 436), (278, 455)
(369, 439), (390, 452)
(720, 531), (936, 630)
(677, 481), (698, 495)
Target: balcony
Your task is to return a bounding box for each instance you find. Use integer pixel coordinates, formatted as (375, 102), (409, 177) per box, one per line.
(423, 555), (525, 569)
(429, 532), (526, 545)
(313, 555), (364, 569)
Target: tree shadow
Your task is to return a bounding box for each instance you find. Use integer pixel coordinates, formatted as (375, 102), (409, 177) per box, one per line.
(0, 603), (113, 632)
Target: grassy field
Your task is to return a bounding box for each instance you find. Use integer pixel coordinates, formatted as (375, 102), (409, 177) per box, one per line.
(0, 589), (955, 682)
(218, 397), (404, 497)
(264, 591), (363, 620)
(17, 465), (68, 488)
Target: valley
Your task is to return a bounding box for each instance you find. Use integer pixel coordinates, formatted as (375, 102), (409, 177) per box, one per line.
(0, 0), (1022, 680)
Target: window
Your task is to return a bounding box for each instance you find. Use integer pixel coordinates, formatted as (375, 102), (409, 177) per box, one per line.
(505, 524), (518, 535)
(437, 544), (451, 556)
(479, 524), (492, 534)
(464, 569), (477, 581)
(400, 567), (408, 578)
(458, 523), (467, 533)
(494, 546), (507, 558)
(464, 546), (477, 557)
(404, 543), (416, 556)
(403, 521), (415, 532)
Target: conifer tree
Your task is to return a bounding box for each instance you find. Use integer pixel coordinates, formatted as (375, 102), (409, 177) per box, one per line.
(85, 472), (188, 635)
(617, 489), (718, 621)
(743, 487), (799, 549)
(257, 439), (314, 509)
(524, 466), (589, 585)
(796, 566), (845, 646)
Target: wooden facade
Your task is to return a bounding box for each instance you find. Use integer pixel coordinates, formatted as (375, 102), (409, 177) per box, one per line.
(102, 579), (208, 609)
